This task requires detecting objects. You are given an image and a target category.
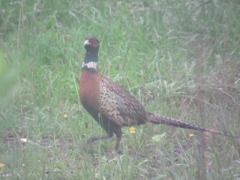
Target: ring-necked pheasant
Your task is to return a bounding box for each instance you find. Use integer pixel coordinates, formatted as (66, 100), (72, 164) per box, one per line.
(79, 37), (239, 151)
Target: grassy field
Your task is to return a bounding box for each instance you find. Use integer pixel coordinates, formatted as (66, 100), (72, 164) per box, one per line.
(0, 0), (240, 179)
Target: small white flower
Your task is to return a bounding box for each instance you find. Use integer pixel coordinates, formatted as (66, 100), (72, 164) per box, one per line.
(20, 138), (29, 143)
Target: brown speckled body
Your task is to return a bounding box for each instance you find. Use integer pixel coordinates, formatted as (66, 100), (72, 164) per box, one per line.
(80, 67), (147, 142)
(80, 69), (100, 119)
(99, 76), (147, 126)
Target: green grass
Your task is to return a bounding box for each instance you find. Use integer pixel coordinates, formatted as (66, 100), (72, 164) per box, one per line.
(1, 0), (240, 179)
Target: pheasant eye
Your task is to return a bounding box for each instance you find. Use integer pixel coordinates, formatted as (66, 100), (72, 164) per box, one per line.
(92, 43), (99, 48)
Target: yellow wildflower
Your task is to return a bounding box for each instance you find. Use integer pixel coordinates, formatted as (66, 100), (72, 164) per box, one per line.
(189, 133), (195, 138)
(129, 127), (136, 134)
(0, 163), (6, 168)
(63, 114), (68, 119)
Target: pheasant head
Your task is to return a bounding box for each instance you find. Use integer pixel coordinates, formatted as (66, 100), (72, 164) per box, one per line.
(83, 37), (100, 71)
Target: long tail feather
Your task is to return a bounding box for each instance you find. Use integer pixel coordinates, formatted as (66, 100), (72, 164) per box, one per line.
(147, 112), (240, 138)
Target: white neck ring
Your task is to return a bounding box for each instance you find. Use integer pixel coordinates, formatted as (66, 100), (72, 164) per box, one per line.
(82, 62), (98, 70)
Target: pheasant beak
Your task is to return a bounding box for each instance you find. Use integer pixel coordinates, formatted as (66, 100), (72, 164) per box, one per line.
(84, 39), (91, 46)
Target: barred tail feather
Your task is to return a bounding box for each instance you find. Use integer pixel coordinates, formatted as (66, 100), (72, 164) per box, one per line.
(147, 112), (240, 138)
(148, 112), (209, 132)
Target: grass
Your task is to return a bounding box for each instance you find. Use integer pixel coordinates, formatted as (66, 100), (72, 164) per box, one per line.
(0, 0), (240, 179)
